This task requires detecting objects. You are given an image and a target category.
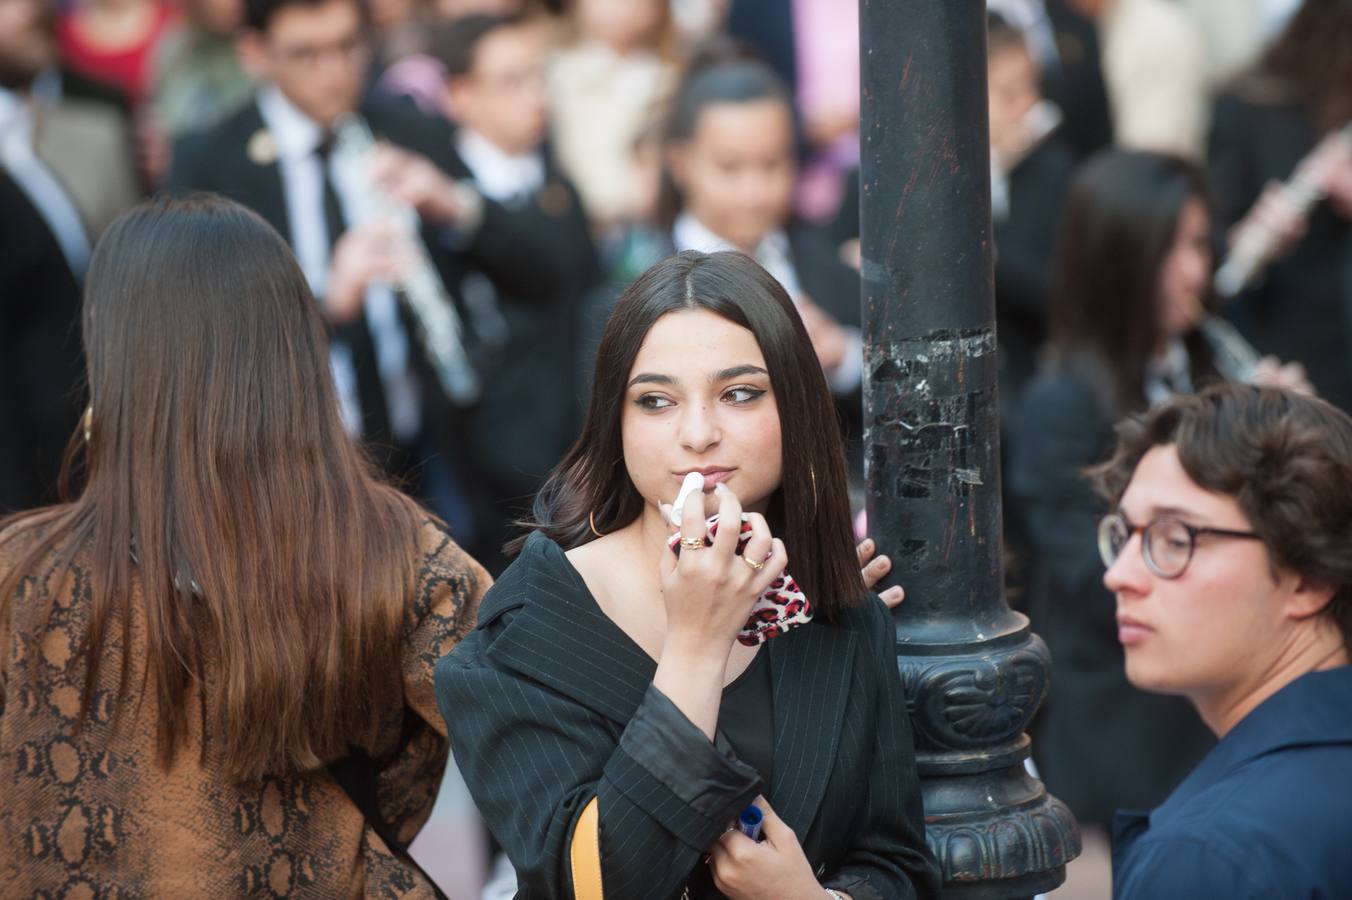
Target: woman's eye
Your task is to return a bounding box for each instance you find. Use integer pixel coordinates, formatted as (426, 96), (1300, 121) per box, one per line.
(723, 387), (766, 404)
(635, 394), (674, 411)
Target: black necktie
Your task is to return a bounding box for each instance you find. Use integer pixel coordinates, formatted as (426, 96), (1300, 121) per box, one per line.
(315, 132), (393, 449)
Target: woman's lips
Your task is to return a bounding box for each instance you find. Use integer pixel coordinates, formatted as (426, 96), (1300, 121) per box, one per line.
(1117, 614), (1153, 646)
(674, 468), (735, 488)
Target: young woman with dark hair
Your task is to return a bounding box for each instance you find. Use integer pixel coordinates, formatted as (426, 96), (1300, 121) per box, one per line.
(592, 53), (864, 453)
(0, 195), (488, 895)
(437, 251), (940, 900)
(1006, 150), (1236, 838)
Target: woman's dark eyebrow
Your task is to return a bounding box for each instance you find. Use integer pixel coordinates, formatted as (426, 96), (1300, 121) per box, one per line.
(711, 364), (768, 382)
(627, 373), (674, 388)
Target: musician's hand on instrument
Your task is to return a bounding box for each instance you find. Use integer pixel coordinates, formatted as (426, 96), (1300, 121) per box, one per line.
(324, 220), (409, 323)
(367, 143), (461, 224)
(1251, 356), (1316, 396)
(1310, 134), (1352, 220)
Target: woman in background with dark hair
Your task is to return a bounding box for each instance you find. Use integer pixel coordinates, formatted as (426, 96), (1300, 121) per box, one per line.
(591, 53), (864, 462)
(0, 195), (488, 896)
(1008, 150), (1271, 840)
(1208, 0), (1352, 410)
(437, 251), (939, 899)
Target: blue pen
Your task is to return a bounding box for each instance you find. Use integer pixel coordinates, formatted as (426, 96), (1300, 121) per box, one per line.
(737, 804), (764, 842)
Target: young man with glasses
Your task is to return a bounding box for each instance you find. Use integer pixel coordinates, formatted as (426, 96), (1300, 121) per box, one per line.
(1091, 383), (1352, 898)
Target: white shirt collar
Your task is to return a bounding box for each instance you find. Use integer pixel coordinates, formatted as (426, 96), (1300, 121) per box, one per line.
(0, 87), (33, 151)
(672, 212), (799, 296)
(455, 128), (544, 203)
(257, 85), (325, 162)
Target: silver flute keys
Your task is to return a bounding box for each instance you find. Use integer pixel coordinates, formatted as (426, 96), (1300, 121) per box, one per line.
(331, 115), (481, 405)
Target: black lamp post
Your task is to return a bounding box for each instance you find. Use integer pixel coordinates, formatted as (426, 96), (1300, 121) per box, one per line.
(858, 1), (1081, 895)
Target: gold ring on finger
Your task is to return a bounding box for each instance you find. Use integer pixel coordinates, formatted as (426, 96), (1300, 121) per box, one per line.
(742, 554), (765, 570)
(680, 536), (706, 550)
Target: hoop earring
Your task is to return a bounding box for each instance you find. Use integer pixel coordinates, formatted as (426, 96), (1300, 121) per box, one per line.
(588, 510), (604, 537)
(82, 406), (93, 445)
(809, 466), (818, 517)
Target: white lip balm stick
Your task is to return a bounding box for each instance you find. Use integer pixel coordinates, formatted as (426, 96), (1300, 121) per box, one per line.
(670, 472), (705, 526)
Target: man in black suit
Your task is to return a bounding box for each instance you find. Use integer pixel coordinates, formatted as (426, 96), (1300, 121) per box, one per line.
(169, 0), (491, 540)
(0, 0), (138, 512)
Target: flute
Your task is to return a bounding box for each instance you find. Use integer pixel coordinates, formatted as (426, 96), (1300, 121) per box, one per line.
(331, 116), (481, 405)
(1188, 294), (1261, 383)
(1214, 122), (1352, 298)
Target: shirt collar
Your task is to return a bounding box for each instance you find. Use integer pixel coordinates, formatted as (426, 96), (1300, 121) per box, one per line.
(454, 127), (544, 203)
(256, 84), (325, 162)
(1163, 666), (1352, 809)
(672, 213), (799, 296)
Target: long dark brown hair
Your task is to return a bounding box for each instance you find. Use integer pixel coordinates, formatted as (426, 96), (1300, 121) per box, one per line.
(1240, 0), (1352, 133)
(1047, 150), (1214, 416)
(513, 250), (864, 619)
(0, 195), (427, 781)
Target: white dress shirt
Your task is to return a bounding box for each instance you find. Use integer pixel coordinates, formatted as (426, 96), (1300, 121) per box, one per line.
(454, 128), (545, 204)
(672, 213), (863, 394)
(0, 86), (92, 280)
(256, 86), (421, 442)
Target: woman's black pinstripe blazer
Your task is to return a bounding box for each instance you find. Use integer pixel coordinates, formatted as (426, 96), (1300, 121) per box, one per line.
(435, 532), (940, 899)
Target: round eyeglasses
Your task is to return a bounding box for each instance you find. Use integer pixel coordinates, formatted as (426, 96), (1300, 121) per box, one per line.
(1097, 511), (1262, 579)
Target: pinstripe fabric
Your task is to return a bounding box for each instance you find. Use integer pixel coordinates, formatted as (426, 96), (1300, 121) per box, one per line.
(435, 532), (940, 899)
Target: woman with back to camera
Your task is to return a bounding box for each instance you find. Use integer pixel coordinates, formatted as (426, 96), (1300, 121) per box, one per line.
(0, 195), (488, 896)
(1007, 149), (1313, 842)
(437, 251), (940, 900)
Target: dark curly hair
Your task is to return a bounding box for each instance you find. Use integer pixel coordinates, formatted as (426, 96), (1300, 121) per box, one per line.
(1091, 383), (1352, 649)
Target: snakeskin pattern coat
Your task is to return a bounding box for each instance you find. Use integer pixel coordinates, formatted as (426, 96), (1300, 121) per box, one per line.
(1, 518), (487, 898)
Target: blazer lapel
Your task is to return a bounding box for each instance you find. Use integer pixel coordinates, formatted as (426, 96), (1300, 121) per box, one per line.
(211, 100), (290, 240)
(767, 619), (857, 835)
(482, 535), (656, 726)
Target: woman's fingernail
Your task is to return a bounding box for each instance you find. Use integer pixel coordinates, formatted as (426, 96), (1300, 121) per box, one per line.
(714, 483), (728, 493)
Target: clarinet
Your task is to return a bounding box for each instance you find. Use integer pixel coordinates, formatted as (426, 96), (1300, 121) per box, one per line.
(1214, 122), (1352, 298)
(331, 116), (481, 405)
(1196, 313), (1262, 383)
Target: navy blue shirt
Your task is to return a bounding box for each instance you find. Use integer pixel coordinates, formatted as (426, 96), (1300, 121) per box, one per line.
(1112, 666), (1352, 898)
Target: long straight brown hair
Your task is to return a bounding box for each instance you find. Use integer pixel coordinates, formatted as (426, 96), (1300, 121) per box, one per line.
(0, 195), (427, 781)
(514, 250), (864, 621)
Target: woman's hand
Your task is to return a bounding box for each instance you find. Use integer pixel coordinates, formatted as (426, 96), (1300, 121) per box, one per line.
(709, 798), (823, 900)
(857, 538), (905, 609)
(658, 484), (787, 651)
(652, 484), (787, 738)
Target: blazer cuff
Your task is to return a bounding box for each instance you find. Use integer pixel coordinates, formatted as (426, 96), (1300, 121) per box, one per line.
(822, 873), (886, 900)
(607, 684), (762, 847)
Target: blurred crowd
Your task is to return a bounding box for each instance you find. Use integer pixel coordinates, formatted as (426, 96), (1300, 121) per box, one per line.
(1, 0), (1350, 892)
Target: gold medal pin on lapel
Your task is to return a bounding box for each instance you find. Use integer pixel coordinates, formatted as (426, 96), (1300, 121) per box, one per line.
(247, 128), (279, 165)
